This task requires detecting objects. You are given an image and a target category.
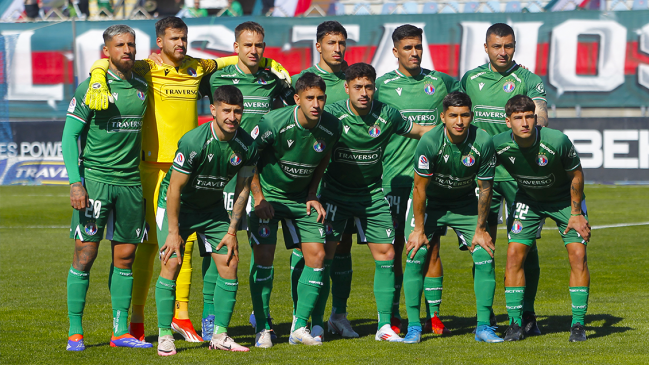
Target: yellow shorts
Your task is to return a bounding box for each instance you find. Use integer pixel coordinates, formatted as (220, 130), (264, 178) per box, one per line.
(141, 162), (197, 244)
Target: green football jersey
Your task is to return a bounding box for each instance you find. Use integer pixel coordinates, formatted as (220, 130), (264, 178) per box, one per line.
(253, 105), (342, 201)
(376, 68), (460, 188)
(414, 124), (495, 203)
(322, 99), (413, 199)
(65, 70), (148, 185)
(493, 126), (581, 203)
(209, 64), (295, 134)
(461, 62), (546, 181)
(292, 64), (348, 105)
(158, 122), (259, 212)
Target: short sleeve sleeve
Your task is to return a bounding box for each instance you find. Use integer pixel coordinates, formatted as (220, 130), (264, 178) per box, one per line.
(413, 135), (435, 177)
(391, 107), (413, 136)
(477, 135), (496, 180)
(245, 143), (259, 167)
(67, 80), (92, 123)
(171, 136), (200, 175)
(526, 73), (547, 103)
(442, 73), (461, 93)
(560, 134), (581, 171)
(459, 72), (468, 93)
(252, 116), (275, 151)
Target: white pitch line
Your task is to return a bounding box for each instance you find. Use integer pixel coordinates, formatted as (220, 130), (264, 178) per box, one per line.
(0, 225), (68, 229)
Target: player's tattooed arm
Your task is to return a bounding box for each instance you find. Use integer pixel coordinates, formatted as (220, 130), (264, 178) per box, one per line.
(70, 182), (89, 210)
(218, 173), (253, 265)
(161, 171), (190, 266)
(471, 179), (496, 257)
(251, 170), (275, 220)
(306, 151), (331, 223)
(406, 174), (431, 259)
(72, 240), (100, 271)
(534, 100), (549, 127)
(565, 166), (591, 241)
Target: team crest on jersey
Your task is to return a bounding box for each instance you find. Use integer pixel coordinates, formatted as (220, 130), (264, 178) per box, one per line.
(257, 77), (267, 85)
(84, 222), (97, 236)
(511, 220), (523, 234)
(424, 83), (435, 95)
(462, 154), (475, 167)
(313, 140), (326, 152)
(67, 97), (76, 112)
(258, 224), (271, 238)
(368, 125), (382, 138)
(187, 68), (197, 77)
(230, 152), (242, 166)
(325, 222), (334, 235)
(537, 154), (548, 166)
(503, 81), (516, 93)
(137, 91), (145, 101)
(418, 155), (429, 169)
(174, 153), (185, 166)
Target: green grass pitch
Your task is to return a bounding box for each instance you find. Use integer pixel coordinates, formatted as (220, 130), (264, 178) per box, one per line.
(1, 185), (648, 364)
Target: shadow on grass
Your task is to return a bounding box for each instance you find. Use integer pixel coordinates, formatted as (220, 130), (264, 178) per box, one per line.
(536, 313), (631, 339)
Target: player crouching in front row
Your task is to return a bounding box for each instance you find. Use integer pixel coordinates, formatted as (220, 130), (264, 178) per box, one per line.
(154, 85), (258, 355)
(495, 95), (591, 342)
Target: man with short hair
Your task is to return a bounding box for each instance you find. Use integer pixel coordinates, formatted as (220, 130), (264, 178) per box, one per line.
(375, 24), (461, 335)
(493, 95), (590, 342)
(155, 85), (258, 355)
(248, 72), (342, 347)
(84, 17), (290, 342)
(321, 62), (433, 342)
(461, 23), (548, 334)
(403, 91), (501, 344)
(62, 24), (151, 351)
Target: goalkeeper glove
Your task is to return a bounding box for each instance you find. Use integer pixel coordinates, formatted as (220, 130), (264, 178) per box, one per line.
(262, 58), (292, 89)
(84, 69), (113, 111)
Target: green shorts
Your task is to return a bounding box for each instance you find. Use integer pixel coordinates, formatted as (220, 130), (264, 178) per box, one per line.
(507, 196), (589, 246)
(404, 197), (477, 250)
(156, 205), (231, 258)
(70, 179), (146, 243)
(248, 198), (326, 249)
(384, 185), (410, 236)
(487, 180), (518, 226)
(319, 190), (395, 244)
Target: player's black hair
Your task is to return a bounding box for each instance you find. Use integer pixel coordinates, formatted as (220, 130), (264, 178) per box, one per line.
(295, 72), (327, 94)
(213, 85), (244, 107)
(235, 21), (265, 41)
(345, 62), (376, 83)
(103, 25), (136, 45)
(316, 21), (347, 42)
(486, 23), (515, 43)
(155, 17), (187, 38)
(442, 91), (472, 111)
(505, 95), (535, 116)
(391, 24), (423, 44)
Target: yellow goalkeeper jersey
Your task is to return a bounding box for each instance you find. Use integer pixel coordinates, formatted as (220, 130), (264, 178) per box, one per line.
(132, 56), (217, 163)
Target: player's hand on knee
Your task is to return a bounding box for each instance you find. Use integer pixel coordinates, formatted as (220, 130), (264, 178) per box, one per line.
(565, 215), (591, 242)
(148, 52), (163, 66)
(70, 182), (89, 210)
(406, 230), (429, 259)
(161, 234), (184, 266)
(217, 232), (239, 265)
(306, 194), (326, 223)
(254, 200), (275, 220)
(471, 229), (495, 258)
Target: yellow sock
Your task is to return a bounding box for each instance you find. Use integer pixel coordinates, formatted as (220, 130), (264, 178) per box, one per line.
(130, 243), (157, 322)
(174, 240), (194, 319)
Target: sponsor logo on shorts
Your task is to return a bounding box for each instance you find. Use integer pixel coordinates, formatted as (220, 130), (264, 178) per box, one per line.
(187, 67), (197, 77)
(368, 125), (381, 138)
(418, 155), (429, 169)
(67, 97), (76, 112)
(511, 220), (523, 234)
(137, 91), (146, 101)
(257, 77), (267, 85)
(84, 222), (97, 236)
(462, 154), (475, 167)
(136, 228), (141, 237)
(174, 153), (185, 166)
(230, 152), (242, 166)
(503, 81), (515, 93)
(325, 222), (334, 235)
(319, 228), (325, 237)
(424, 83), (435, 95)
(313, 140), (326, 152)
(258, 224), (271, 238)
(386, 229), (392, 237)
(537, 154), (548, 166)
(392, 217), (399, 230)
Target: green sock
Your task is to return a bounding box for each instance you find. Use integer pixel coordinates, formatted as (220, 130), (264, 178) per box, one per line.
(403, 247), (427, 328)
(295, 266), (324, 329)
(290, 249), (305, 316)
(374, 260), (395, 328)
(523, 243), (540, 313)
(311, 259), (332, 328)
(249, 264), (274, 332)
(202, 256), (217, 318)
(67, 266), (89, 336)
(424, 276), (443, 316)
(570, 286), (589, 326)
(505, 286), (525, 326)
(159, 328), (173, 337)
(331, 253), (352, 314)
(472, 248), (496, 326)
(393, 274), (403, 317)
(110, 267), (133, 336)
(155, 276), (176, 330)
(214, 275), (238, 334)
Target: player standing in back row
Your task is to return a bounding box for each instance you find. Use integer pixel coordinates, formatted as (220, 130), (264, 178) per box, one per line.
(375, 24), (460, 335)
(460, 23), (548, 335)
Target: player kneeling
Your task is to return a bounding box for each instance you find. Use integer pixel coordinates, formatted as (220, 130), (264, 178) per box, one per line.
(495, 95), (591, 342)
(154, 85), (258, 355)
(403, 92), (502, 344)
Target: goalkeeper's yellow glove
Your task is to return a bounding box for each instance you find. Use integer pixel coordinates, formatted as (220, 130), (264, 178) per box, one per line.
(84, 69), (113, 111)
(262, 58), (292, 89)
